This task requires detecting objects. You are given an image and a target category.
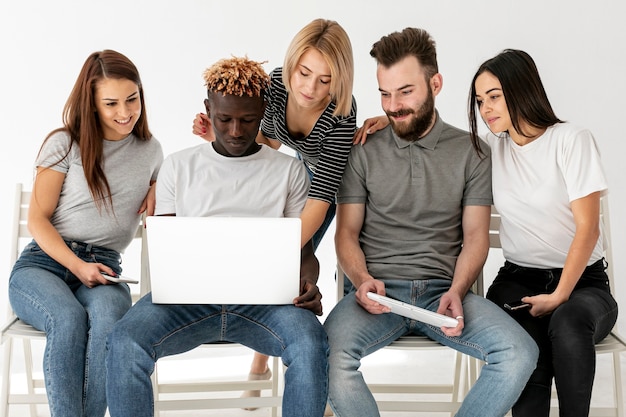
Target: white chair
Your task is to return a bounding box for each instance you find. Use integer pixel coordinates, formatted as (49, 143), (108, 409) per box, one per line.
(142, 221), (282, 417)
(485, 200), (625, 417)
(0, 183), (147, 417)
(335, 266), (471, 415)
(151, 348), (281, 416)
(1, 184), (48, 417)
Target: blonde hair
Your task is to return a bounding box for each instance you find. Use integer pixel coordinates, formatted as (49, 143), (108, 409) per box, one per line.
(203, 56), (270, 97)
(283, 19), (354, 117)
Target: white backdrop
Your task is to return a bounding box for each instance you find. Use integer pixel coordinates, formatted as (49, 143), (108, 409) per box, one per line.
(1, 0), (625, 330)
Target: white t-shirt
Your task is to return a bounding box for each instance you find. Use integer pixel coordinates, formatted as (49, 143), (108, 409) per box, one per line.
(155, 143), (309, 218)
(485, 123), (607, 268)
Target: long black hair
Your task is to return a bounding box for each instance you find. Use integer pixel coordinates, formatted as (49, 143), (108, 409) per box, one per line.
(468, 49), (562, 152)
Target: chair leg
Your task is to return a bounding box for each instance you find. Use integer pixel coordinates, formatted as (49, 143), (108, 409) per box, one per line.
(22, 339), (38, 417)
(613, 351), (624, 417)
(0, 338), (13, 417)
(270, 356), (279, 417)
(152, 364), (161, 417)
(449, 351), (463, 417)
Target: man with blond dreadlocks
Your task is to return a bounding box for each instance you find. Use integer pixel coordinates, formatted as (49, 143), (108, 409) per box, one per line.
(105, 56), (328, 417)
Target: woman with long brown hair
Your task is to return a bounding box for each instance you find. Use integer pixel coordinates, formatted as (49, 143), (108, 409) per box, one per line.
(8, 49), (163, 417)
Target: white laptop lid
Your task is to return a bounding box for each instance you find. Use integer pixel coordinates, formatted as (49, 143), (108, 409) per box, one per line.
(146, 216), (301, 304)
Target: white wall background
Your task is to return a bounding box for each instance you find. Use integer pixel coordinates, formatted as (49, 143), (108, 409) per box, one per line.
(1, 0), (625, 330)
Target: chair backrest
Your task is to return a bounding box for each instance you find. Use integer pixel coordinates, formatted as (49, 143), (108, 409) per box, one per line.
(599, 197), (615, 294)
(6, 184), (31, 319)
(10, 184), (30, 269)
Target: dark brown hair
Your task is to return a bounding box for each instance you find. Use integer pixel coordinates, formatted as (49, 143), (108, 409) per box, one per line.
(40, 49), (151, 209)
(468, 49), (562, 153)
(370, 27), (438, 82)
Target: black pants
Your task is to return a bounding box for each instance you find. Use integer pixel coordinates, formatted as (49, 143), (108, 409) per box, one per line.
(486, 259), (618, 417)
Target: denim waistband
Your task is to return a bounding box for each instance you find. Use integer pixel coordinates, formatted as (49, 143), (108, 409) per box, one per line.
(64, 240), (118, 257)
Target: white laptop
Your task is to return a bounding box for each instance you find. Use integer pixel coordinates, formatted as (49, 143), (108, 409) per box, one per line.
(146, 216), (301, 305)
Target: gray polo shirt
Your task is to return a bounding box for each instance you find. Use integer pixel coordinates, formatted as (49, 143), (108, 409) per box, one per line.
(337, 113), (492, 281)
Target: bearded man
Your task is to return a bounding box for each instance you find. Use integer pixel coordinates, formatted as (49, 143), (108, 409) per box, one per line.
(324, 27), (539, 417)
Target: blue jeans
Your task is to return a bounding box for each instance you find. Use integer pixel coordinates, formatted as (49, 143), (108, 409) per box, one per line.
(487, 259), (618, 417)
(8, 240), (132, 417)
(105, 293), (329, 417)
(324, 279), (539, 417)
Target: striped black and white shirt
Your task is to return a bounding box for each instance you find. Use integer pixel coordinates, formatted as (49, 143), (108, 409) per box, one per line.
(261, 67), (357, 204)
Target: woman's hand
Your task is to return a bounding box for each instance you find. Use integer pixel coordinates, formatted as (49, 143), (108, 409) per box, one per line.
(522, 293), (568, 317)
(138, 182), (156, 215)
(73, 261), (115, 288)
(192, 113), (215, 142)
(353, 115), (389, 145)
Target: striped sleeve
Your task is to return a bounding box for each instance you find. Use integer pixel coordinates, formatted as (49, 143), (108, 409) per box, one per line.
(306, 98), (357, 203)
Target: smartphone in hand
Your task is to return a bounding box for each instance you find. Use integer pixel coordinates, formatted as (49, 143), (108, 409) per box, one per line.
(101, 273), (139, 284)
(504, 300), (531, 311)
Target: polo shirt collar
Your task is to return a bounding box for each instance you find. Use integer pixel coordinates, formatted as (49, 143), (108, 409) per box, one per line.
(392, 110), (442, 150)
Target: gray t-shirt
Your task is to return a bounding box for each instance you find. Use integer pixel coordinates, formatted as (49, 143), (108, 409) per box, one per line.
(36, 131), (163, 253)
(337, 114), (492, 281)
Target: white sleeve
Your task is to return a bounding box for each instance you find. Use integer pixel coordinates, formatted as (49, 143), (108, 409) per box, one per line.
(558, 128), (608, 201)
(284, 161), (310, 218)
(154, 155), (177, 215)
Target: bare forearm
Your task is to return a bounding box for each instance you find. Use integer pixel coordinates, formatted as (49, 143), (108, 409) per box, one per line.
(335, 233), (371, 288)
(449, 243), (488, 297)
(554, 192), (602, 301)
(553, 227), (599, 301)
(29, 216), (83, 273)
(300, 241), (320, 285)
(300, 199), (330, 248)
(449, 205), (490, 298)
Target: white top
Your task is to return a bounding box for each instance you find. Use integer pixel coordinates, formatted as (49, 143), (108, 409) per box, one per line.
(155, 143), (309, 218)
(485, 123), (607, 268)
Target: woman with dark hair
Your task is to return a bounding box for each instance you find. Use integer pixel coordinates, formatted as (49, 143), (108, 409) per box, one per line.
(8, 49), (163, 417)
(469, 48), (618, 417)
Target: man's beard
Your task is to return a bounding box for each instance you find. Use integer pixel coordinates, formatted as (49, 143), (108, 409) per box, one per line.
(386, 88), (435, 141)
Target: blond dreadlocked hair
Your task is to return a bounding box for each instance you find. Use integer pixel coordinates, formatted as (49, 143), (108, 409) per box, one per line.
(202, 56), (270, 98)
